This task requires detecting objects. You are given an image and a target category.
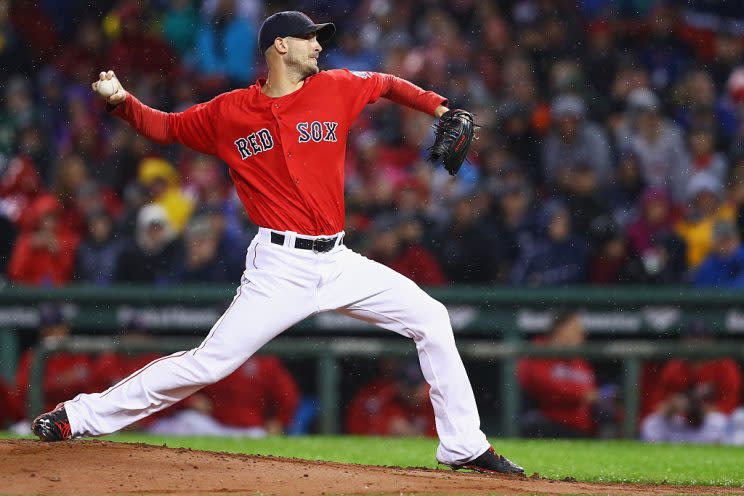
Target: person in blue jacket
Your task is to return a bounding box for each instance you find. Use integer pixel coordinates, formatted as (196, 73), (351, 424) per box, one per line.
(693, 220), (744, 288)
(511, 200), (589, 286)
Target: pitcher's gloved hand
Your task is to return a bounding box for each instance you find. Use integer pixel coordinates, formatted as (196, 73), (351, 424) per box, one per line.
(427, 109), (476, 176)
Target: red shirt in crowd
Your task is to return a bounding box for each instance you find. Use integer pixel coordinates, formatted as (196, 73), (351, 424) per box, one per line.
(15, 349), (96, 415)
(517, 356), (597, 435)
(0, 377), (20, 425)
(7, 195), (79, 286)
(346, 379), (436, 436)
(200, 356), (299, 429)
(93, 351), (164, 390)
(651, 358), (742, 414)
(372, 244), (446, 287)
(111, 70), (445, 235)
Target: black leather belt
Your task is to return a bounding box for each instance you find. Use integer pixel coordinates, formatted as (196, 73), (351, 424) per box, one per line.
(270, 231), (343, 253)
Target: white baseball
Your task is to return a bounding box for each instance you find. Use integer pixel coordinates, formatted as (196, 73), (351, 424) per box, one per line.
(97, 79), (118, 98)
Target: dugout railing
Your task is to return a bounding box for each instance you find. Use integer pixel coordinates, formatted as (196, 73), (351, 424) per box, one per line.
(25, 336), (744, 438)
(1, 284), (743, 438)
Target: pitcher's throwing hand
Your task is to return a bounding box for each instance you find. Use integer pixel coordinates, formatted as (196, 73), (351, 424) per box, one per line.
(91, 70), (126, 104)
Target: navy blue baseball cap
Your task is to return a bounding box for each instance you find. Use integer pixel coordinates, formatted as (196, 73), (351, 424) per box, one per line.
(258, 11), (335, 54)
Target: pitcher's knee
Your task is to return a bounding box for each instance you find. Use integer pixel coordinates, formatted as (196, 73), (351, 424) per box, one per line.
(188, 349), (240, 385)
(419, 299), (454, 337)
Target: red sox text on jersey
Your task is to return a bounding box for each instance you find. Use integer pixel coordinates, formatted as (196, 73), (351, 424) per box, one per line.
(233, 121), (338, 160)
(111, 69), (445, 235)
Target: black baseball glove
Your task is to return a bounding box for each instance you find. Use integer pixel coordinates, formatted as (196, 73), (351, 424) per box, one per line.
(427, 109), (476, 176)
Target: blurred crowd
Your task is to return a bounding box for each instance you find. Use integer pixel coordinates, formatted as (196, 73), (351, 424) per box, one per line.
(2, 0), (744, 287)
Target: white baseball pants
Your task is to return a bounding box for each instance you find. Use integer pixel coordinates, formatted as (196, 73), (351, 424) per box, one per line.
(65, 228), (490, 464)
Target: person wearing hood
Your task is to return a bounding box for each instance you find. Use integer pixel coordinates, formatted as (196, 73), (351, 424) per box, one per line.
(542, 93), (611, 188)
(7, 194), (79, 286)
(74, 209), (124, 286)
(511, 200), (589, 286)
(114, 204), (179, 284)
(624, 187), (687, 283)
(622, 88), (690, 202)
(675, 172), (735, 268)
(170, 215), (231, 283)
(138, 157), (194, 233)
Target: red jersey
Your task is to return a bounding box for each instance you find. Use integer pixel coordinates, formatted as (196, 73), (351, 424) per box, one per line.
(201, 356), (299, 428)
(346, 380), (436, 437)
(111, 70), (446, 235)
(652, 358), (742, 414)
(517, 357), (597, 435)
(15, 349), (97, 414)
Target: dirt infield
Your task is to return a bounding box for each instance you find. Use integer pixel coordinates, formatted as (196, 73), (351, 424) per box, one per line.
(1, 439), (742, 496)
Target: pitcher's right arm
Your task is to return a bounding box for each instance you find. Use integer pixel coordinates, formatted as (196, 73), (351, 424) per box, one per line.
(92, 70), (218, 155)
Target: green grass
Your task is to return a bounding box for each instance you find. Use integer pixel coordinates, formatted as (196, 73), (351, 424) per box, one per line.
(5, 433), (744, 487)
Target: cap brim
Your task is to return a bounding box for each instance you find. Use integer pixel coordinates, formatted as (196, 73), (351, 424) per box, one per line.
(306, 22), (335, 44)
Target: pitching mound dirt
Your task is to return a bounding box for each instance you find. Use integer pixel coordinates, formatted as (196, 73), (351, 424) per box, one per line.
(1, 439), (741, 495)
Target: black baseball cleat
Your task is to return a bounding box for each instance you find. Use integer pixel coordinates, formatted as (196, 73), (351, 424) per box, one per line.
(32, 403), (72, 442)
(450, 446), (524, 475)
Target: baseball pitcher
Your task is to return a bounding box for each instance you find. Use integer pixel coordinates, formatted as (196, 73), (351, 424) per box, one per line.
(32, 11), (522, 475)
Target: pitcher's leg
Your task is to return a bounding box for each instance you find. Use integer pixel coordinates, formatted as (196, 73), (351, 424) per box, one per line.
(65, 277), (313, 437)
(322, 251), (488, 465)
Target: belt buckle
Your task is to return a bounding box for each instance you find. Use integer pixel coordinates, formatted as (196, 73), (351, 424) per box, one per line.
(312, 237), (332, 253)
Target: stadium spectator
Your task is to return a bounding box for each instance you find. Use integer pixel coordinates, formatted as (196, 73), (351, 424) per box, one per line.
(588, 217), (631, 285)
(14, 304), (96, 424)
(55, 16), (105, 86)
(51, 153), (90, 239)
(685, 125), (729, 184)
(187, 0), (256, 86)
(622, 88), (690, 202)
(8, 194), (79, 286)
(0, 0), (30, 87)
(74, 209), (123, 286)
(511, 200), (588, 286)
(106, 2), (178, 81)
(0, 155), (43, 226)
(171, 215), (231, 283)
(675, 172), (736, 268)
(517, 310), (618, 438)
(542, 94), (611, 188)
(138, 158), (193, 233)
(149, 356), (299, 436)
(641, 321), (742, 443)
(367, 215), (444, 286)
(347, 361), (436, 437)
(557, 162), (611, 235)
(624, 188), (687, 284)
(2, 76), (37, 150)
(637, 5), (691, 93)
(326, 29), (380, 72)
(161, 0), (199, 57)
(488, 178), (536, 283)
(433, 196), (497, 284)
(692, 220), (744, 288)
(114, 204), (178, 284)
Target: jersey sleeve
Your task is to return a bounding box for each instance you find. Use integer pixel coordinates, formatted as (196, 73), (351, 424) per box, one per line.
(328, 69), (447, 123)
(110, 92), (222, 155)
